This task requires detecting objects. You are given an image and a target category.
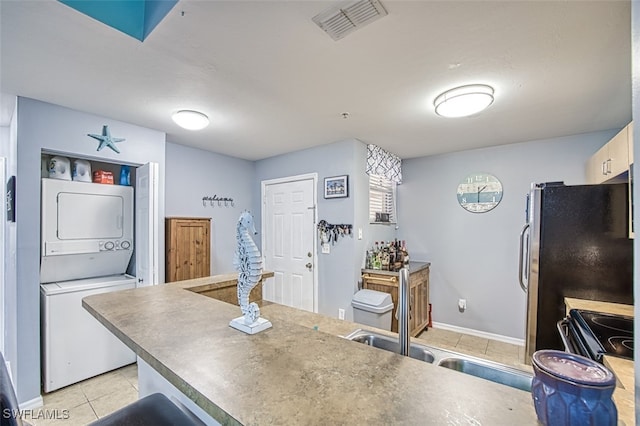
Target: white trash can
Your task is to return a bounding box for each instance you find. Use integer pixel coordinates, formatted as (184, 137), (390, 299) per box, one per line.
(351, 289), (394, 330)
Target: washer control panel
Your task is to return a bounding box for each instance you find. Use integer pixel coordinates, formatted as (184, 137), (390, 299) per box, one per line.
(99, 240), (133, 251)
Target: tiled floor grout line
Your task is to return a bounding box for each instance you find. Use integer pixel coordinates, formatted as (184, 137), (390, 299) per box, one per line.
(87, 400), (99, 421)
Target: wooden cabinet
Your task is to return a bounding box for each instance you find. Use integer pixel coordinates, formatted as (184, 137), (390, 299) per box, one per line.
(165, 217), (211, 283)
(361, 263), (430, 336)
(586, 122), (632, 184)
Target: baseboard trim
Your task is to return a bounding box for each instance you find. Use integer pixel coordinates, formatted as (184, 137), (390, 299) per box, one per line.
(19, 395), (44, 410)
(432, 321), (524, 346)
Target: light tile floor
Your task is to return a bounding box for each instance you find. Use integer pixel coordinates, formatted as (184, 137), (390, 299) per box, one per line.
(416, 326), (531, 371)
(27, 363), (138, 426)
(24, 328), (528, 425)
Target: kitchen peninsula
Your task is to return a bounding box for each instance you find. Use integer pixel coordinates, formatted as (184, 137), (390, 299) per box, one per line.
(83, 281), (538, 425)
(171, 271), (274, 305)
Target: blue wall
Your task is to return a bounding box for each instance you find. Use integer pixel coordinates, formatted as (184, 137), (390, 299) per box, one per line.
(165, 127), (621, 342)
(4, 96), (631, 405)
(398, 130), (615, 341)
(254, 139), (395, 320)
(164, 142), (255, 274)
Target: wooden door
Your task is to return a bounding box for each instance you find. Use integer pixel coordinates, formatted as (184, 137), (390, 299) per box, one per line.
(165, 218), (211, 283)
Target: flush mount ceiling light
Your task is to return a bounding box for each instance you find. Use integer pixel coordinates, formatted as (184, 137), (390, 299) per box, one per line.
(172, 110), (209, 130)
(434, 84), (494, 118)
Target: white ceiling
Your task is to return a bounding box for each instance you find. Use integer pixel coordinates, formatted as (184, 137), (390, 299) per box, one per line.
(0, 0), (632, 161)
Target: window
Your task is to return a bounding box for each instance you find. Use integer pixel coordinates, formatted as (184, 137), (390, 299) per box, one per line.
(369, 174), (396, 224)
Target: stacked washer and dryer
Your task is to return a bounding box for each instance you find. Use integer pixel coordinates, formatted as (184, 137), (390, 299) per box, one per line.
(40, 156), (136, 393)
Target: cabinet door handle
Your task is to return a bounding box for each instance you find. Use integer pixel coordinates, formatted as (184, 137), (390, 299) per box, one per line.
(606, 159), (612, 174)
(363, 274), (397, 283)
(602, 161), (607, 175)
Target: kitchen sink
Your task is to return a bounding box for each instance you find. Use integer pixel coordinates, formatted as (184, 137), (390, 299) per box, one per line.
(437, 357), (532, 392)
(344, 329), (532, 392)
(345, 329), (436, 363)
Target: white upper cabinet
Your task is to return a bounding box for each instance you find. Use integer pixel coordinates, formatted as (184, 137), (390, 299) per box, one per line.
(586, 122), (633, 184)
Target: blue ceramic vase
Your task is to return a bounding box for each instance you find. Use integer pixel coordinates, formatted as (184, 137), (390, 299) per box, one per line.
(531, 350), (617, 426)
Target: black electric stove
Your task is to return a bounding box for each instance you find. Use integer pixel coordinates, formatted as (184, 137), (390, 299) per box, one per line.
(564, 309), (634, 362)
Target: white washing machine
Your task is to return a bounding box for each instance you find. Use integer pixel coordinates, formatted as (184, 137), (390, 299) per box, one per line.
(40, 274), (136, 392)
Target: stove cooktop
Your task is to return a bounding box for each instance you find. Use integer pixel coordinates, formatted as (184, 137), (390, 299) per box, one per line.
(570, 309), (634, 361)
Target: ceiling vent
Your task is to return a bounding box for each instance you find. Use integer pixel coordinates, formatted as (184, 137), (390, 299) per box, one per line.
(312, 0), (388, 41)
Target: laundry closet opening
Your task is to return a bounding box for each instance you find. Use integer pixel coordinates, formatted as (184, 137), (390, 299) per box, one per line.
(39, 151), (158, 393)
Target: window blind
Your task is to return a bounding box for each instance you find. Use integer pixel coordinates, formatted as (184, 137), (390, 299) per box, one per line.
(369, 174), (396, 223)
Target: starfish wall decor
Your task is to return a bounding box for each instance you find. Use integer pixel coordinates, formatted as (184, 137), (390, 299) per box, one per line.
(88, 125), (125, 154)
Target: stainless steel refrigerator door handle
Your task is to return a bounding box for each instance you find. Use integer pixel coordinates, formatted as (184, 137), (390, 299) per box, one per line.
(518, 223), (530, 292)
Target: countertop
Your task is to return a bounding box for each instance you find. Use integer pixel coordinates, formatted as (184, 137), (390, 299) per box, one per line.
(83, 282), (538, 425)
(565, 297), (633, 317)
(361, 260), (430, 276)
(564, 297), (635, 426)
(171, 271), (275, 293)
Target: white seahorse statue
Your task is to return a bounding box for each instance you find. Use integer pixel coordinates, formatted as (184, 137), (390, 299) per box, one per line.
(230, 211), (271, 333)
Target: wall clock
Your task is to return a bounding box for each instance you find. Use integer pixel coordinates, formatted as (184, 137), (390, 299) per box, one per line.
(456, 172), (503, 213)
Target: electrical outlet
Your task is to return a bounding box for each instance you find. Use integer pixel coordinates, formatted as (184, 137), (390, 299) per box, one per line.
(322, 243), (330, 254)
(338, 308), (345, 320)
(458, 299), (467, 311)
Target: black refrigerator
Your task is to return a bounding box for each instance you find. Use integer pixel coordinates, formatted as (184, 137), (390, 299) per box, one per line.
(518, 182), (633, 363)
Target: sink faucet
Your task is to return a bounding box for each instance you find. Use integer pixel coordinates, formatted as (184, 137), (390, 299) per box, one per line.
(398, 267), (410, 356)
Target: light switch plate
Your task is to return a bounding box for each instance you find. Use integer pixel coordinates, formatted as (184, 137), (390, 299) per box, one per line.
(358, 228), (362, 240)
(322, 243), (330, 254)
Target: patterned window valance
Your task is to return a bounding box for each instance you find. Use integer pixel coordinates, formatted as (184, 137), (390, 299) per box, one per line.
(366, 144), (402, 183)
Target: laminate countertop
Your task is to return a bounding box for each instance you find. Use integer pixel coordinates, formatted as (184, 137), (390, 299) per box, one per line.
(171, 271), (275, 293)
(564, 298), (635, 426)
(83, 283), (538, 425)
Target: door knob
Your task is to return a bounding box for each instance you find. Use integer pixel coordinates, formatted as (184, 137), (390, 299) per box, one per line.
(305, 262), (313, 270)
(307, 252), (312, 258)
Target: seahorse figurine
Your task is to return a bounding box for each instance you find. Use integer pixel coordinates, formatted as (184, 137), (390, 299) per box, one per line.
(233, 211), (263, 325)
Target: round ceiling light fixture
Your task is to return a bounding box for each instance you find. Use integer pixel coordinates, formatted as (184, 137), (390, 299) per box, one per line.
(172, 110), (210, 130)
(434, 84), (494, 118)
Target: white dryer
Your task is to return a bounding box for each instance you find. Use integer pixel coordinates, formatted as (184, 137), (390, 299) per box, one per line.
(40, 178), (134, 283)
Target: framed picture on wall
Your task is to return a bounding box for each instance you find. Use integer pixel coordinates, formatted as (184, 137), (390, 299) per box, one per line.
(324, 175), (349, 199)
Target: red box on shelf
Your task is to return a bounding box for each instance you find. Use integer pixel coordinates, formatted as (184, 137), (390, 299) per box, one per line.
(92, 170), (114, 184)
